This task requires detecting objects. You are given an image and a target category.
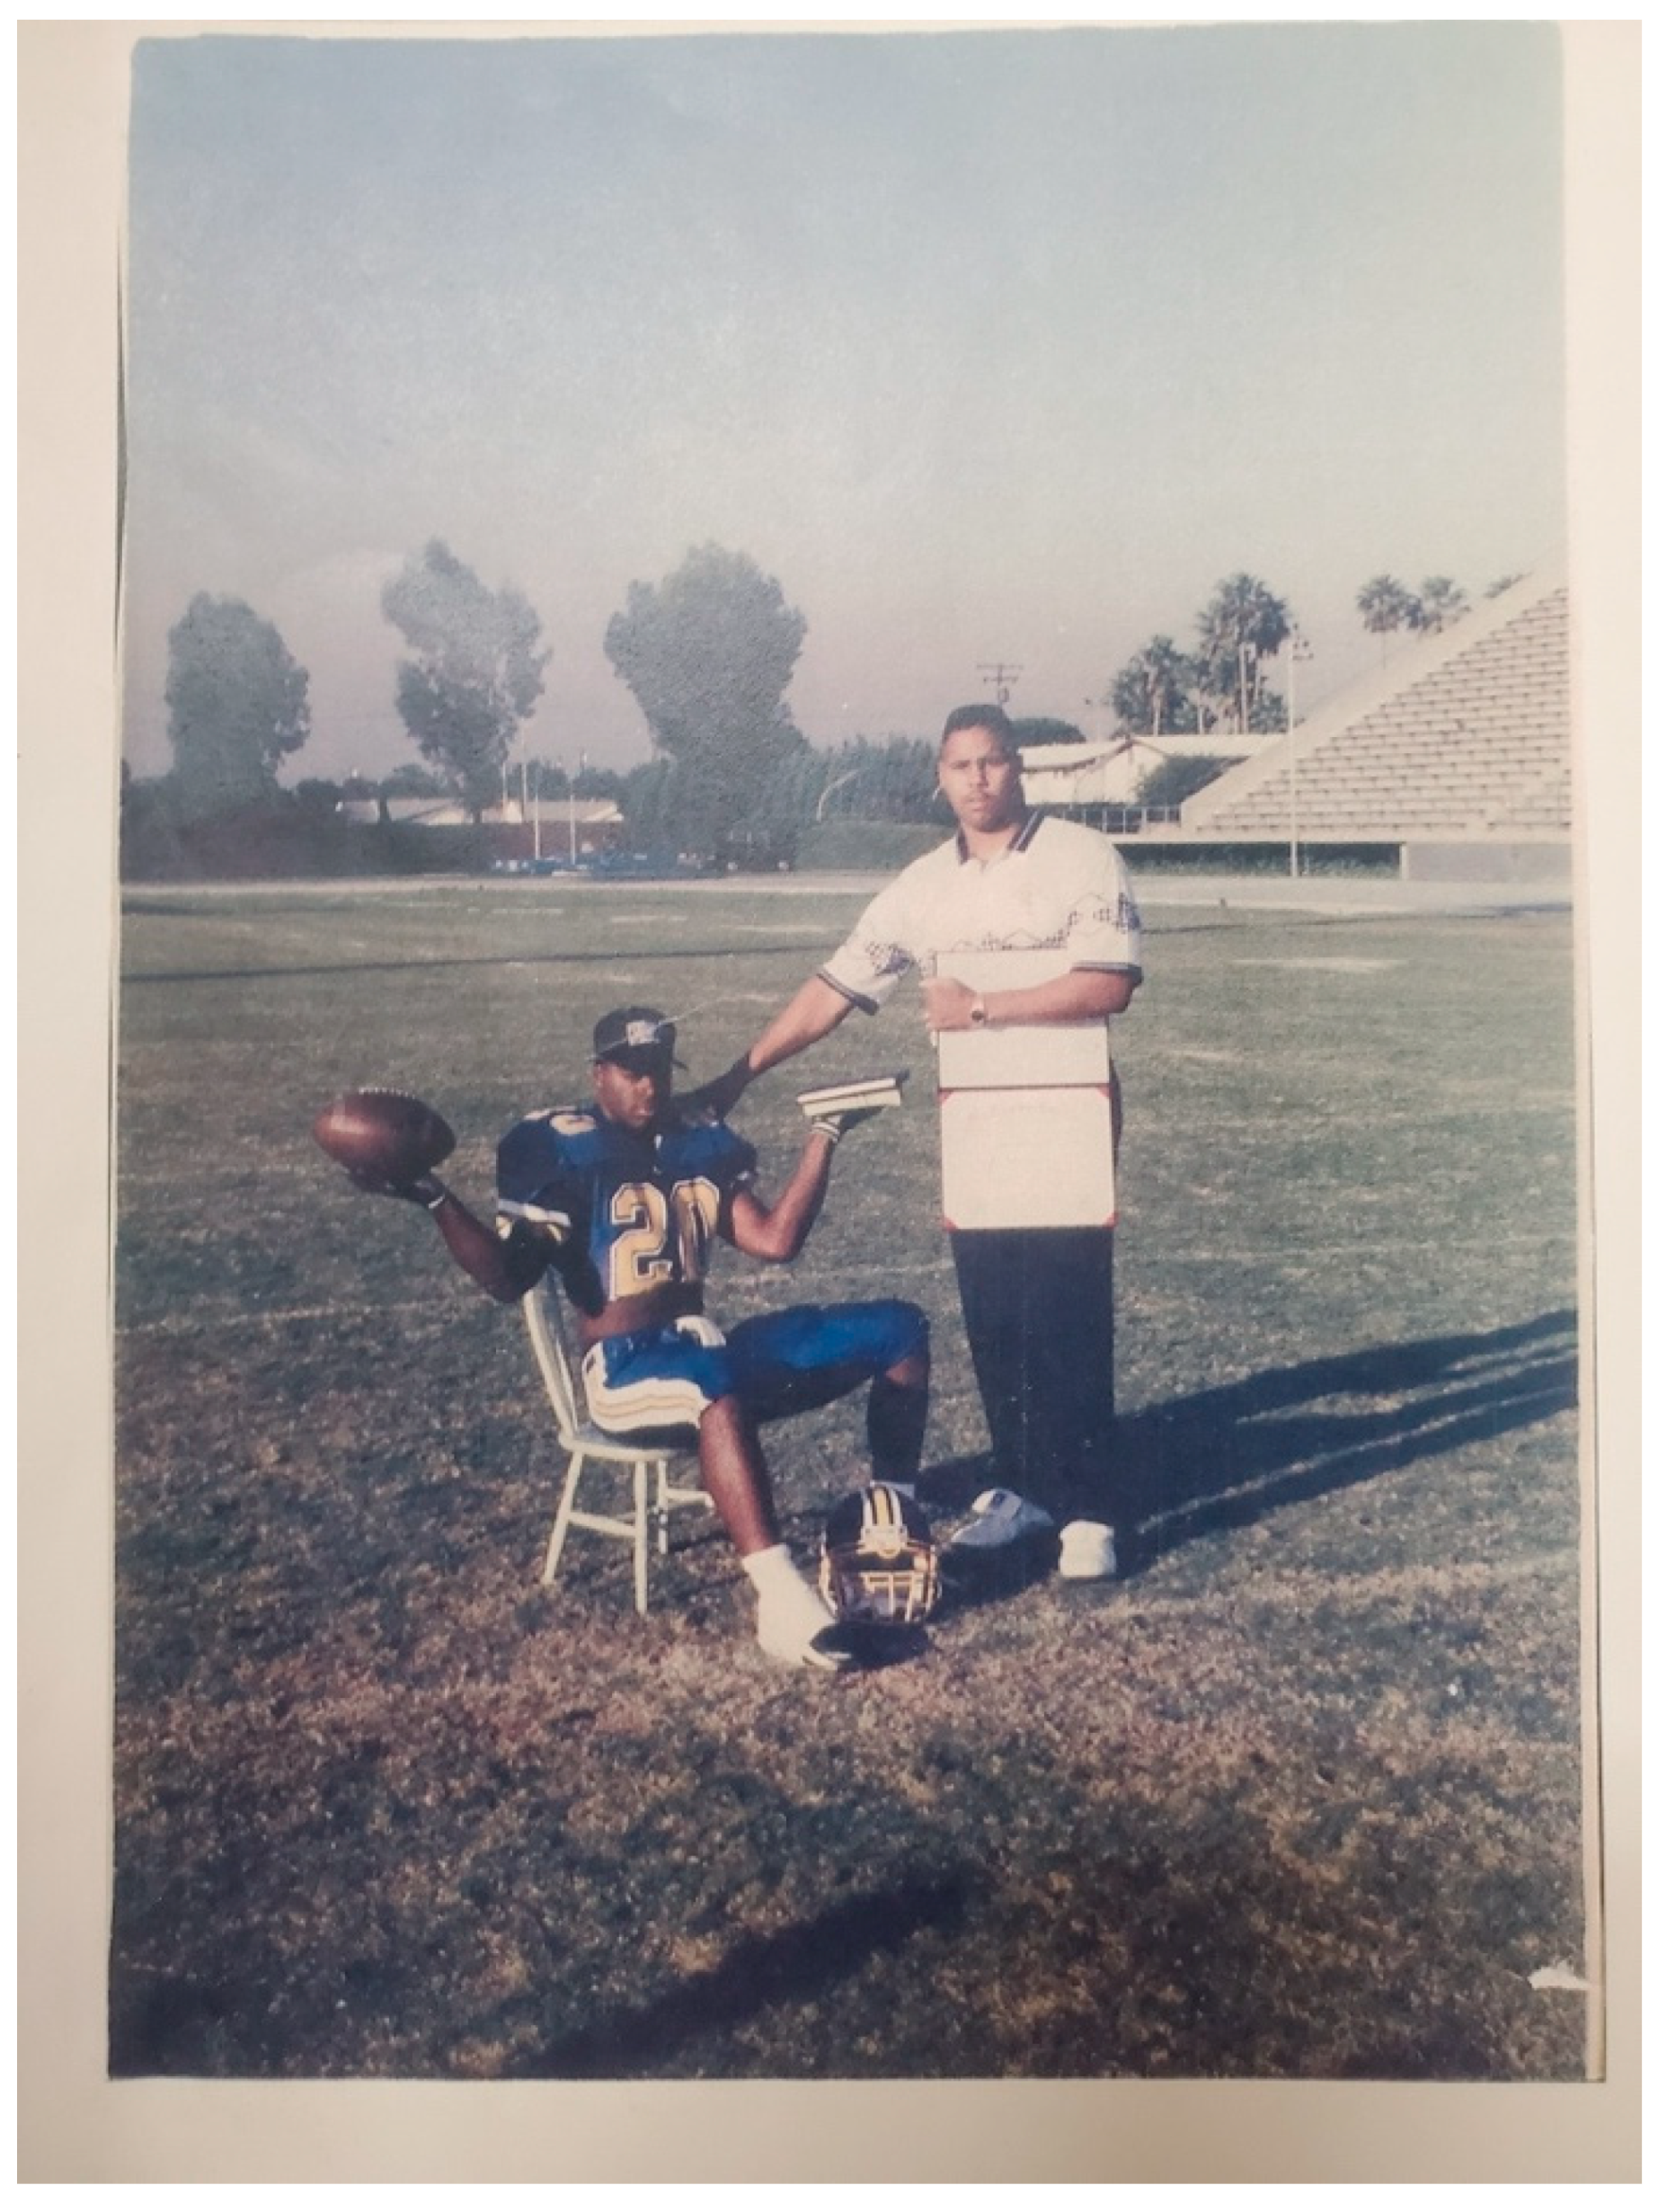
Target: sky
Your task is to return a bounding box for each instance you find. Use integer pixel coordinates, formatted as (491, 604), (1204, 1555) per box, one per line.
(119, 21), (1568, 785)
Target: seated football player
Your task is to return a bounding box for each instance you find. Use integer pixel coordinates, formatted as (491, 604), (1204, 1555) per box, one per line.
(358, 1006), (929, 1673)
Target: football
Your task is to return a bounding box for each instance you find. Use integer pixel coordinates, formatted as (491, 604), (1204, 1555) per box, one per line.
(312, 1088), (457, 1186)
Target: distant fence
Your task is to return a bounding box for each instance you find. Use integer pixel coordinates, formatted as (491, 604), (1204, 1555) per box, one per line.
(1051, 804), (1185, 835)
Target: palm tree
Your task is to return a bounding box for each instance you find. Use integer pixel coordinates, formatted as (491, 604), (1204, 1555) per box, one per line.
(1142, 635), (1193, 738)
(1197, 574), (1291, 733)
(1109, 635), (1197, 737)
(1355, 574), (1421, 665)
(1411, 576), (1469, 633)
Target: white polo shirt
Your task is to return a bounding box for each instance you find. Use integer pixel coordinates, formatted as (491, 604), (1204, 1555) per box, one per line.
(820, 809), (1144, 1012)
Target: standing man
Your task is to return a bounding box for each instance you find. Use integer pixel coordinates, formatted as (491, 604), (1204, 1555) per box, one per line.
(700, 705), (1143, 1582)
(358, 1007), (930, 1673)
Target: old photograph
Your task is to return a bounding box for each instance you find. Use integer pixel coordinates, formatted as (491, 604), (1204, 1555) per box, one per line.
(19, 13), (1641, 2187)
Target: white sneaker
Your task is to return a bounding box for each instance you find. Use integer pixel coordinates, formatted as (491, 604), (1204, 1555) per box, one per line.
(945, 1488), (1057, 1552)
(1059, 1520), (1118, 1581)
(756, 1577), (864, 1671)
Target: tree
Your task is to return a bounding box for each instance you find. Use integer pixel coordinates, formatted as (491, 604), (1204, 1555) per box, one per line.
(378, 761), (449, 799)
(1248, 684), (1288, 733)
(606, 543), (806, 752)
(1011, 716), (1088, 751)
(1134, 752), (1237, 811)
(605, 544), (810, 865)
(1109, 635), (1202, 737)
(1485, 573), (1524, 600)
(741, 745), (826, 868)
(519, 756), (624, 805)
(814, 735), (938, 824)
(619, 757), (682, 855)
(293, 776), (347, 815)
(164, 593), (311, 817)
(574, 762), (624, 803)
(382, 540), (548, 821)
(1196, 575), (1291, 733)
(1411, 575), (1469, 634)
(1356, 574), (1421, 664)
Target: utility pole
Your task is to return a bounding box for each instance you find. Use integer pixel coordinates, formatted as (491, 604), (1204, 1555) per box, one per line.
(976, 662), (1023, 707)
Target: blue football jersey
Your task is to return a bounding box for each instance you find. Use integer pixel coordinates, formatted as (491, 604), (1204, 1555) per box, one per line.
(495, 1106), (758, 1304)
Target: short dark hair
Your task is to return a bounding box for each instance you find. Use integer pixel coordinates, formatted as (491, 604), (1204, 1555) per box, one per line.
(938, 703), (1019, 756)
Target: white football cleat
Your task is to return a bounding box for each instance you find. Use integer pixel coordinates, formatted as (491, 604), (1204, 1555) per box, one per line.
(1059, 1520), (1119, 1582)
(945, 1488), (1057, 1552)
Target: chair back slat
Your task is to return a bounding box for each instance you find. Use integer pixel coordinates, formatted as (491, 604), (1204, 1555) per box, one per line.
(523, 1283), (584, 1437)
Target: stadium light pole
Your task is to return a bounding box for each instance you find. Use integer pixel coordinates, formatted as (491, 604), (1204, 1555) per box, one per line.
(1287, 628), (1313, 878)
(569, 749), (588, 863)
(816, 768), (858, 822)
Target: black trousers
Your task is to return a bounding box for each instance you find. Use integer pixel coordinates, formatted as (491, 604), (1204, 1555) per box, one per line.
(949, 1225), (1120, 1526)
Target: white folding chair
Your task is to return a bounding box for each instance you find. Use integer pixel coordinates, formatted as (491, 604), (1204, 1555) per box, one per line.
(521, 1284), (713, 1615)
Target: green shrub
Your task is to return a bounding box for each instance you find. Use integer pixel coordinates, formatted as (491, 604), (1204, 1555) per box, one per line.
(795, 818), (942, 872)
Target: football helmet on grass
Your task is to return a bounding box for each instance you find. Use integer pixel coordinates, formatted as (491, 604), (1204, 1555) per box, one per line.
(819, 1483), (942, 1625)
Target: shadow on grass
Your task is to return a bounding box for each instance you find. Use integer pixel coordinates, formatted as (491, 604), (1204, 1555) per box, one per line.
(913, 1309), (1577, 1602)
(1122, 1306), (1578, 1568)
(510, 1870), (970, 2077)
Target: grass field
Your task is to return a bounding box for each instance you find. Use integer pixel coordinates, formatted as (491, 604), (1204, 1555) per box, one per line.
(110, 875), (1587, 2081)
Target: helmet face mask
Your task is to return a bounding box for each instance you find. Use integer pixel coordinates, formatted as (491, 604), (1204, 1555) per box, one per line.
(819, 1483), (942, 1625)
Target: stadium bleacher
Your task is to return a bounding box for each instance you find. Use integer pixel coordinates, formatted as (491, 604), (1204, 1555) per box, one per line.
(1175, 571), (1571, 877)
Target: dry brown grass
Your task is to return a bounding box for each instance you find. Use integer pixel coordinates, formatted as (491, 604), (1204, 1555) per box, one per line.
(111, 883), (1586, 2078)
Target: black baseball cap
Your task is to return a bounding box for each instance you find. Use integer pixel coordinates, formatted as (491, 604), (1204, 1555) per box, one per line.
(591, 1006), (683, 1072)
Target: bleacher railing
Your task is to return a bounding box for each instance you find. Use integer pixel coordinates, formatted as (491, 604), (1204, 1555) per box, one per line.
(1057, 804), (1186, 835)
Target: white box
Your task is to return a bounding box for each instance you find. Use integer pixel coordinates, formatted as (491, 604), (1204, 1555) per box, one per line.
(939, 1086), (1116, 1230)
(931, 952), (1116, 1230)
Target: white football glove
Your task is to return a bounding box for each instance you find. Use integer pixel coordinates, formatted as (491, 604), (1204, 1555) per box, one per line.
(808, 1104), (888, 1147)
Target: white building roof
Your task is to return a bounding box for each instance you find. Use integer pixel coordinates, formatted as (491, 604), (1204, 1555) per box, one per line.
(1020, 733), (1260, 806)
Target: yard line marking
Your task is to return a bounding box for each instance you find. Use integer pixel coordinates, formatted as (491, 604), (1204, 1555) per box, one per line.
(1142, 1236), (1573, 1260)
(115, 1298), (445, 1337)
(1232, 956), (1400, 973)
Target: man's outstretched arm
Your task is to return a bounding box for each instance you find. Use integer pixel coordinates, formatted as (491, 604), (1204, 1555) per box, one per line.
(696, 975), (856, 1117)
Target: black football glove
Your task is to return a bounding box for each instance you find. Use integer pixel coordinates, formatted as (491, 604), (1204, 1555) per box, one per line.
(348, 1166), (448, 1208)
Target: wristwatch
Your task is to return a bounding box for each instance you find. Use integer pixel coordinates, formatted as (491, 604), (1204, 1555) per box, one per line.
(969, 994), (989, 1027)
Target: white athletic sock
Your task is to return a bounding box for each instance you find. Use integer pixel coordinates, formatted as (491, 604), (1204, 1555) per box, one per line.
(740, 1542), (803, 1595)
(742, 1545), (839, 1666)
